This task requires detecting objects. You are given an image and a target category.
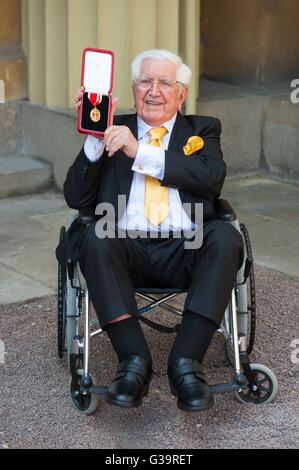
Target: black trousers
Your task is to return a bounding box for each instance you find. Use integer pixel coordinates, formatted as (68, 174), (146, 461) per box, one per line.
(78, 220), (244, 329)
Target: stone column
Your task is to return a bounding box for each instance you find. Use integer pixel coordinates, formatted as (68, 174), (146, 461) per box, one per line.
(27, 0), (45, 104)
(68, 0), (97, 107)
(156, 0), (179, 53)
(97, 0), (131, 109)
(45, 0), (68, 107)
(22, 0), (201, 111)
(180, 0), (200, 114)
(129, 0), (156, 59)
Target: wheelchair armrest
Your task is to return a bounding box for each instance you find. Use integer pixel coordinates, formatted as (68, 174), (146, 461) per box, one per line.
(77, 209), (97, 225)
(215, 198), (237, 222)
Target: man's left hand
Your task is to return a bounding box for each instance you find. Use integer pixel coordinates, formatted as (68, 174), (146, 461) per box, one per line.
(104, 126), (138, 159)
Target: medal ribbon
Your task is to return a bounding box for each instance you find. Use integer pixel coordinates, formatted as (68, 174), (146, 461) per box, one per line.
(88, 93), (102, 107)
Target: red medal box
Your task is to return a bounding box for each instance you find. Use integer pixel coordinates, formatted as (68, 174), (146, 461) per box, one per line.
(78, 47), (115, 137)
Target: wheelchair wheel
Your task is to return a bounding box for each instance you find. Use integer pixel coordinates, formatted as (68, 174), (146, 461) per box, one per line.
(240, 223), (256, 355)
(223, 292), (235, 366)
(65, 279), (81, 369)
(235, 363), (278, 405)
(223, 223), (257, 365)
(57, 227), (67, 359)
(70, 369), (99, 415)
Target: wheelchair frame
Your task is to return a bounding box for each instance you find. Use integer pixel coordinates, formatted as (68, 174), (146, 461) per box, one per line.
(57, 200), (278, 414)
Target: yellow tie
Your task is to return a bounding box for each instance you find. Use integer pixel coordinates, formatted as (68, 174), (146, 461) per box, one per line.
(144, 127), (169, 226)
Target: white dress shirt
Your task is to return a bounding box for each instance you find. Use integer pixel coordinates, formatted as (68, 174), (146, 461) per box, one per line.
(84, 114), (195, 232)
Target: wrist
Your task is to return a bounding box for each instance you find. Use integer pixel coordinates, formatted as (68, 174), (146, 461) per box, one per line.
(126, 141), (139, 159)
(132, 142), (139, 158)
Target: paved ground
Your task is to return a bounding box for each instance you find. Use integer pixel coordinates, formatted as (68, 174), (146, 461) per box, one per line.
(223, 177), (299, 281)
(0, 267), (298, 449)
(0, 176), (299, 449)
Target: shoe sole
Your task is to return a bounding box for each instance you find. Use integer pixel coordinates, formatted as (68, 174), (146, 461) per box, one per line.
(105, 396), (142, 408)
(170, 385), (215, 412)
(177, 397), (215, 412)
(104, 387), (149, 409)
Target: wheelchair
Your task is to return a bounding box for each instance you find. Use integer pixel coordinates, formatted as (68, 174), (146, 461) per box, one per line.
(57, 199), (278, 415)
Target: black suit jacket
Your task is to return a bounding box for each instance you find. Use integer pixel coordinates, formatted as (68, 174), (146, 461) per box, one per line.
(57, 112), (226, 263)
(64, 112), (226, 219)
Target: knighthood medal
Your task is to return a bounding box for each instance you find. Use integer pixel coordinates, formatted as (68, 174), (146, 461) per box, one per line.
(88, 92), (102, 123)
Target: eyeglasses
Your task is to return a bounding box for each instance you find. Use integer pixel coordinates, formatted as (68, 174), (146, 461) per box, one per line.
(134, 78), (181, 91)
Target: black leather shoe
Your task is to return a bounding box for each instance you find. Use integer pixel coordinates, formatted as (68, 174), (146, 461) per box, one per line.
(168, 357), (215, 412)
(105, 355), (152, 408)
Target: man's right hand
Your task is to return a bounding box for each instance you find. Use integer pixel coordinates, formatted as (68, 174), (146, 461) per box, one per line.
(75, 86), (84, 113)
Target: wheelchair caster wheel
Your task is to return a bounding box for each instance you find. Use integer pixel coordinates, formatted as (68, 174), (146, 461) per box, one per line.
(235, 363), (278, 405)
(70, 372), (99, 415)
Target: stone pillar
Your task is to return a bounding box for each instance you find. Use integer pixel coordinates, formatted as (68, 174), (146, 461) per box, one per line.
(97, 0), (131, 109)
(21, 0), (201, 111)
(27, 0), (45, 104)
(180, 0), (200, 114)
(129, 0), (156, 60)
(156, 0), (179, 53)
(68, 0), (98, 107)
(45, 0), (68, 107)
(21, 0), (29, 58)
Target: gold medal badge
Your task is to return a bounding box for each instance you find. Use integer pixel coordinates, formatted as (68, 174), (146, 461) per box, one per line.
(90, 107), (101, 122)
(88, 93), (102, 123)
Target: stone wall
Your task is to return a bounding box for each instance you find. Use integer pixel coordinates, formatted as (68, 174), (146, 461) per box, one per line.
(1, 80), (298, 189)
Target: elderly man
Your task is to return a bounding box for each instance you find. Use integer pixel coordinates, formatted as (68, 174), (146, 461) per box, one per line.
(62, 49), (243, 412)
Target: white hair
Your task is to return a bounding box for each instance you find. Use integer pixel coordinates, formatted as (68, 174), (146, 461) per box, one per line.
(131, 49), (192, 86)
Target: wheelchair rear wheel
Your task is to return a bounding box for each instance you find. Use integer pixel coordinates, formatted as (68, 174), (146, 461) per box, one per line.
(65, 280), (81, 368)
(223, 222), (256, 365)
(57, 227), (67, 359)
(240, 223), (256, 355)
(57, 226), (82, 367)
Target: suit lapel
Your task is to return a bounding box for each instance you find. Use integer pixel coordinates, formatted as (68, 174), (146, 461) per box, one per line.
(115, 113), (138, 197)
(168, 112), (193, 153)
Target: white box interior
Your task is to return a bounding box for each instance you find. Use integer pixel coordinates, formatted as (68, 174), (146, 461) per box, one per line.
(83, 51), (112, 93)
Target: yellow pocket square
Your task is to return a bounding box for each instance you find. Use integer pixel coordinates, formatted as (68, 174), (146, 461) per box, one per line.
(183, 136), (205, 156)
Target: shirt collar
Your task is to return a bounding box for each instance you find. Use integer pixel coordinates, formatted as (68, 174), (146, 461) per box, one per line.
(137, 113), (177, 141)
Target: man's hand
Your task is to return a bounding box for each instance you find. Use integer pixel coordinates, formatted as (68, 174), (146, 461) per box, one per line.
(75, 86), (85, 112)
(104, 126), (138, 159)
